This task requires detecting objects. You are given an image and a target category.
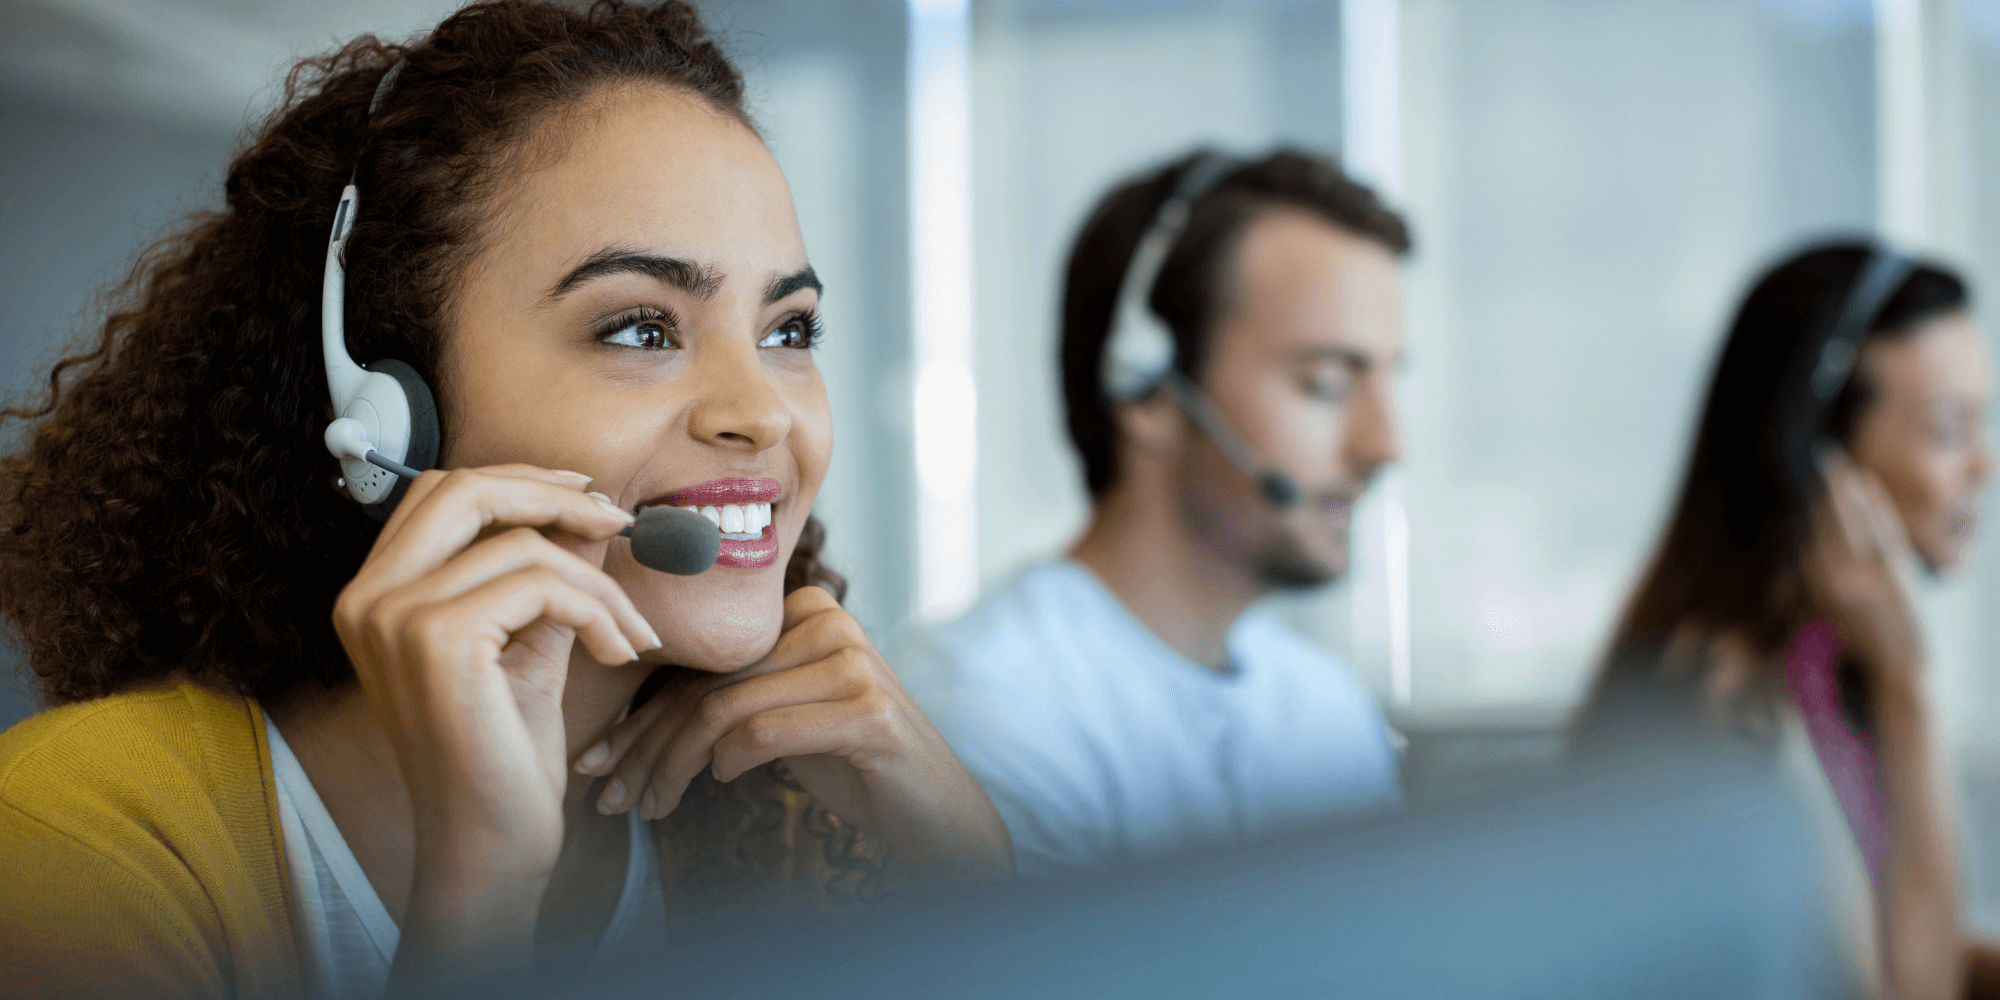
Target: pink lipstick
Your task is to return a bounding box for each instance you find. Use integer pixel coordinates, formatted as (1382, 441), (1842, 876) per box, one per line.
(642, 478), (784, 570)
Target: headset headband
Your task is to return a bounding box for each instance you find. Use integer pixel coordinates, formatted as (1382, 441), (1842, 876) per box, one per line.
(369, 58), (405, 118)
(1102, 152), (1240, 402)
(1809, 245), (1916, 402)
(322, 56), (437, 513)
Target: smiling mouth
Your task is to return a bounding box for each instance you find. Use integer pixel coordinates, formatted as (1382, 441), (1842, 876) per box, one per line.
(640, 477), (784, 568)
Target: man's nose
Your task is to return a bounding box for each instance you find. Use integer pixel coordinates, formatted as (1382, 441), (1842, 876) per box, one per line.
(1341, 372), (1400, 479)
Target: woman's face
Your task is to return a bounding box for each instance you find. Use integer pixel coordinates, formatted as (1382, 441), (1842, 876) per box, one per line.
(441, 84), (831, 672)
(1850, 310), (1994, 572)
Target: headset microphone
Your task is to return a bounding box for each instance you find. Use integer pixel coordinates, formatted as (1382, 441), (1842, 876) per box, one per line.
(1101, 152), (1303, 510)
(327, 417), (719, 573)
(622, 505), (722, 575)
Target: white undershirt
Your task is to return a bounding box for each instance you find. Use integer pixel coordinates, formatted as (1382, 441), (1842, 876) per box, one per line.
(264, 712), (666, 1000)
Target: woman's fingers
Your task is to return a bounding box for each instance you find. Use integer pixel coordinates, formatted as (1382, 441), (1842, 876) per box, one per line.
(581, 589), (865, 793)
(435, 566), (645, 670)
(363, 468), (633, 590)
(573, 679), (679, 777)
(1854, 467), (1915, 561)
(710, 698), (884, 786)
(1812, 452), (1870, 557)
(1804, 450), (1929, 682)
(750, 586), (868, 678)
(401, 525), (658, 654)
(598, 650), (880, 818)
(374, 465), (595, 550)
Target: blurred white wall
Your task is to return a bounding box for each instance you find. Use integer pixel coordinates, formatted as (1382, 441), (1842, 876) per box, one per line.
(1393, 0), (1880, 718)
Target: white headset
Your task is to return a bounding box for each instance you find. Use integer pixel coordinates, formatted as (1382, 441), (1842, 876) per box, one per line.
(319, 59), (439, 517)
(1100, 152), (1301, 508)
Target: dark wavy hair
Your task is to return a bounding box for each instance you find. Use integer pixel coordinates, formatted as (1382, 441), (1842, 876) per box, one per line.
(1578, 240), (1969, 745)
(1060, 148), (1412, 500)
(0, 0), (873, 907)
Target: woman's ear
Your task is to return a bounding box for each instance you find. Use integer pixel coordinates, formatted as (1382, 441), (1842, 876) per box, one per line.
(1113, 390), (1187, 458)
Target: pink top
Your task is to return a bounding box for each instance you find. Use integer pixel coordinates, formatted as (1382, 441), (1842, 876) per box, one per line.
(1783, 619), (1887, 884)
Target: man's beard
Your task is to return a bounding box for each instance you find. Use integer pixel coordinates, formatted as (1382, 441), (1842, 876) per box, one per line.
(1247, 528), (1343, 591)
(1175, 470), (1353, 592)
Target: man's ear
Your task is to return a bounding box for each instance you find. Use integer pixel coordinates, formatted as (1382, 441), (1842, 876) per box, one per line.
(1113, 390), (1186, 458)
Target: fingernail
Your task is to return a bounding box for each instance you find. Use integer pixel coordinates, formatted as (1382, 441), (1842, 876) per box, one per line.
(711, 761), (723, 783)
(640, 790), (657, 820)
(577, 742), (609, 773)
(599, 776), (626, 813)
(588, 492), (637, 523)
(643, 624), (663, 650)
(552, 470), (592, 481)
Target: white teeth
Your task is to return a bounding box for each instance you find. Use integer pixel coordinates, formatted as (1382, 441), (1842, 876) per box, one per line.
(673, 501), (774, 538)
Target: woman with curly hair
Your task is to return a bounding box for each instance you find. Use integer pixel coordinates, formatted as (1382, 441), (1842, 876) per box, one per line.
(0, 2), (1011, 996)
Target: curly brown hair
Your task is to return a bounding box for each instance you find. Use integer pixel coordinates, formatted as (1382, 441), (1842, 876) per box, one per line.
(0, 0), (871, 908)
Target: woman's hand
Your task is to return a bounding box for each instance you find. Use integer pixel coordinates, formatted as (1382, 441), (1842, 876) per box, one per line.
(1802, 451), (1926, 692)
(330, 465), (660, 973)
(575, 585), (1014, 886)
(1807, 456), (1965, 998)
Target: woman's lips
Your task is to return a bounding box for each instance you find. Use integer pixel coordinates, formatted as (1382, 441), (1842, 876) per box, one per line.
(641, 478), (784, 570)
(715, 525), (780, 569)
(648, 477), (782, 508)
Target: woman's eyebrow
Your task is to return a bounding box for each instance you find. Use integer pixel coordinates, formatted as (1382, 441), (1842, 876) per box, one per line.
(543, 247), (724, 302)
(764, 265), (822, 306)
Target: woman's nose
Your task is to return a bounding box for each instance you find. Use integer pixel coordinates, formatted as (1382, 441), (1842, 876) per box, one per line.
(685, 343), (792, 453)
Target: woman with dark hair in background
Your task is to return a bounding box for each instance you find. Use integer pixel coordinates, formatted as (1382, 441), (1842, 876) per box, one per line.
(1579, 241), (1993, 998)
(0, 3), (1009, 996)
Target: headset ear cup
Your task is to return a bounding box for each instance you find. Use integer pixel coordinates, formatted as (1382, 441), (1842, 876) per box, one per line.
(357, 358), (440, 522)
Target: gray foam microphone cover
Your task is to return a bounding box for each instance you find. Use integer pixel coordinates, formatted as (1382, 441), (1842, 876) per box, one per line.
(628, 505), (721, 575)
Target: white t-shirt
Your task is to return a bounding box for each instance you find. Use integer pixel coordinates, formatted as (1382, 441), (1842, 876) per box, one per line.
(264, 713), (667, 1000)
(900, 559), (1399, 878)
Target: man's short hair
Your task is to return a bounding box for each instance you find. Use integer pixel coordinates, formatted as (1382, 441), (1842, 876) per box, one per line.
(1059, 148), (1413, 499)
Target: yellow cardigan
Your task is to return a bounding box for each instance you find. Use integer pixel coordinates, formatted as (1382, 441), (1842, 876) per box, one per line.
(0, 681), (303, 1000)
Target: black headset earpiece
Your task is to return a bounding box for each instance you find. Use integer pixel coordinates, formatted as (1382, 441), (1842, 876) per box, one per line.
(1808, 244), (1917, 406)
(318, 58), (441, 519)
(1781, 242), (1917, 515)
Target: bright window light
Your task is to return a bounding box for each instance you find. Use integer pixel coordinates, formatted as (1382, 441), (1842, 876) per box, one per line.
(909, 0), (979, 621)
(1342, 0), (1411, 705)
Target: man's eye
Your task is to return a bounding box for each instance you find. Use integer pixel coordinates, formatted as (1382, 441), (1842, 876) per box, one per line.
(1299, 371), (1353, 402)
(758, 312), (823, 350)
(602, 319), (675, 350)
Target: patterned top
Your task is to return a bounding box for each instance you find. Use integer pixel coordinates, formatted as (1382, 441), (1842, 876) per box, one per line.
(1783, 619), (1886, 884)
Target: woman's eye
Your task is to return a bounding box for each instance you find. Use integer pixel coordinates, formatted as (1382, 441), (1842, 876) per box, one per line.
(759, 313), (822, 350)
(602, 318), (675, 350)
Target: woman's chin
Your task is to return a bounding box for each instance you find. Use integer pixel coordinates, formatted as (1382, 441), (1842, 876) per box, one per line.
(651, 610), (783, 673)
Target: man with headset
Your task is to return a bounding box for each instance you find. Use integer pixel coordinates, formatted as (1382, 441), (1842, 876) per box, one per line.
(901, 149), (1410, 877)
